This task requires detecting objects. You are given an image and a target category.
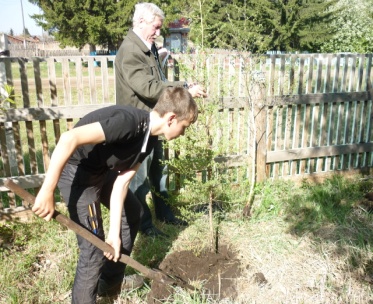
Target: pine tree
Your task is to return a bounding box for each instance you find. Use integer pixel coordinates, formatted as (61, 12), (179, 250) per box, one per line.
(24, 28), (31, 37)
(28, 0), (136, 51)
(174, 0), (339, 53)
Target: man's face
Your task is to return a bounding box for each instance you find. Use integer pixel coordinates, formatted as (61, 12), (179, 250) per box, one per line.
(140, 16), (163, 45)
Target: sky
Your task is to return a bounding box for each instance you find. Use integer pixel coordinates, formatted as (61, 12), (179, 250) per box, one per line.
(0, 0), (43, 36)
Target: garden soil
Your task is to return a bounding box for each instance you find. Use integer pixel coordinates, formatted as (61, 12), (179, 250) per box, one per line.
(147, 245), (242, 303)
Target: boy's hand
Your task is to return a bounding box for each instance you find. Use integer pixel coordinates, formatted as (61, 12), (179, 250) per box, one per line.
(32, 190), (55, 221)
(104, 235), (121, 262)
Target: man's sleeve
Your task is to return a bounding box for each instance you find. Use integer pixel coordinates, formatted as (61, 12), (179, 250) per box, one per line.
(122, 51), (185, 105)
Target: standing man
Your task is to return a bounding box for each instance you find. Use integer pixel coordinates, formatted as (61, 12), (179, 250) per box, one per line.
(115, 2), (206, 237)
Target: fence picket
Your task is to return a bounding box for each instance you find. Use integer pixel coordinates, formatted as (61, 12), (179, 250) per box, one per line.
(62, 58), (72, 105)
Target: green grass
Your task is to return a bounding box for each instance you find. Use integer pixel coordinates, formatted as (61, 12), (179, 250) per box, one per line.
(1, 174), (372, 303)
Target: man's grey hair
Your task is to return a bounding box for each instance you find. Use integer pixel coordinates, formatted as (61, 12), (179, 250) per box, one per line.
(132, 3), (165, 27)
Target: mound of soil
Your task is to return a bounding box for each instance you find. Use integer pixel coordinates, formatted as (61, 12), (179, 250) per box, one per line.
(147, 245), (242, 303)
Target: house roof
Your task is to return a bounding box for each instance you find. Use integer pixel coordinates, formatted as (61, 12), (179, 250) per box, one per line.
(6, 34), (40, 44)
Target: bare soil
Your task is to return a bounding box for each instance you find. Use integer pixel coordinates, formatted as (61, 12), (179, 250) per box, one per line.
(147, 245), (242, 303)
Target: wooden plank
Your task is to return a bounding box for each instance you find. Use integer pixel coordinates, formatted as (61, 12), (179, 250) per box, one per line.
(266, 104), (274, 177)
(273, 105), (282, 177)
(0, 123), (11, 177)
(312, 102), (322, 171)
(25, 121), (37, 174)
(62, 58), (71, 105)
(12, 121), (24, 176)
(334, 101), (343, 169)
(283, 105), (292, 175)
(39, 120), (50, 172)
(266, 90), (372, 106)
(101, 57), (109, 103)
(340, 54), (349, 92)
(0, 174), (45, 191)
(0, 104), (108, 122)
(229, 109), (234, 154)
(291, 56), (305, 175)
(357, 54), (365, 91)
(214, 154), (250, 167)
(345, 55), (358, 169)
(332, 54), (341, 93)
(53, 119), (61, 145)
(0, 123), (16, 207)
(283, 56), (296, 175)
(279, 56), (285, 95)
(3, 58), (13, 87)
(333, 55), (342, 169)
(325, 54), (332, 93)
(67, 118), (74, 130)
(300, 54), (314, 173)
(47, 57), (58, 106)
(269, 55), (276, 96)
(315, 54), (323, 93)
(267, 142), (373, 163)
(18, 58), (30, 107)
(350, 54), (357, 91)
(289, 55), (296, 95)
(88, 57), (97, 103)
(33, 57), (44, 107)
(75, 57), (84, 104)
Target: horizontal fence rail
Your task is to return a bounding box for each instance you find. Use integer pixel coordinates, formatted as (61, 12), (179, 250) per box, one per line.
(0, 52), (372, 212)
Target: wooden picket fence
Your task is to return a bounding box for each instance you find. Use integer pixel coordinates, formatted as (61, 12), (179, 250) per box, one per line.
(0, 52), (372, 213)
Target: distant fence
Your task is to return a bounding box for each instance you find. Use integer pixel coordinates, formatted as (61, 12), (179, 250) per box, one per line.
(8, 43), (90, 57)
(0, 52), (372, 213)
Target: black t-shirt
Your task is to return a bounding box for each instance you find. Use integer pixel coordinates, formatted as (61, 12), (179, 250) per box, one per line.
(68, 105), (157, 174)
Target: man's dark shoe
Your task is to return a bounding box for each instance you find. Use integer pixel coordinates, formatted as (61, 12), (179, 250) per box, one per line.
(97, 274), (144, 297)
(142, 226), (168, 238)
(163, 217), (188, 226)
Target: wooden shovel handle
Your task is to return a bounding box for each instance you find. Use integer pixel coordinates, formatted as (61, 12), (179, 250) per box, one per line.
(3, 179), (164, 282)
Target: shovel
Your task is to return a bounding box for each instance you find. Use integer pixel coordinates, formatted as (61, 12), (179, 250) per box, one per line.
(4, 179), (194, 290)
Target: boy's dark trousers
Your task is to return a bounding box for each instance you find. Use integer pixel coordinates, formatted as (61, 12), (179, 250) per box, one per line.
(58, 164), (143, 304)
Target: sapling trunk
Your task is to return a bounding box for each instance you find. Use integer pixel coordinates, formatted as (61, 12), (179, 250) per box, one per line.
(209, 188), (214, 253)
(243, 96), (257, 217)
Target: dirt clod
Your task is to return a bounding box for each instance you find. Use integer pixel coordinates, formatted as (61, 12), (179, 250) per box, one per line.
(147, 245), (242, 303)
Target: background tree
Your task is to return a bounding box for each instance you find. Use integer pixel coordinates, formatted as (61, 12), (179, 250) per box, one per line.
(253, 0), (339, 52)
(171, 0), (338, 53)
(24, 28), (31, 37)
(28, 0), (137, 51)
(319, 0), (373, 53)
(8, 29), (14, 36)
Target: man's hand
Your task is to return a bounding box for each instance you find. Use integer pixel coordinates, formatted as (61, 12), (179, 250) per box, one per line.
(32, 190), (55, 221)
(188, 84), (208, 98)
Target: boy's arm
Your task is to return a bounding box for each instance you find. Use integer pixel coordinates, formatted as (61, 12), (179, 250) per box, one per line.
(32, 122), (106, 221)
(104, 163), (141, 262)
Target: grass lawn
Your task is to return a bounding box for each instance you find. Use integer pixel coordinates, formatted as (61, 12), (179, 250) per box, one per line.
(0, 174), (372, 303)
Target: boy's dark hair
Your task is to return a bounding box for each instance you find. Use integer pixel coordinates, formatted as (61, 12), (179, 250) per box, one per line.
(154, 87), (198, 123)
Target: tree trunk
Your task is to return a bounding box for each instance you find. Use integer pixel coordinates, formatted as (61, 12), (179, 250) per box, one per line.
(89, 44), (96, 53)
